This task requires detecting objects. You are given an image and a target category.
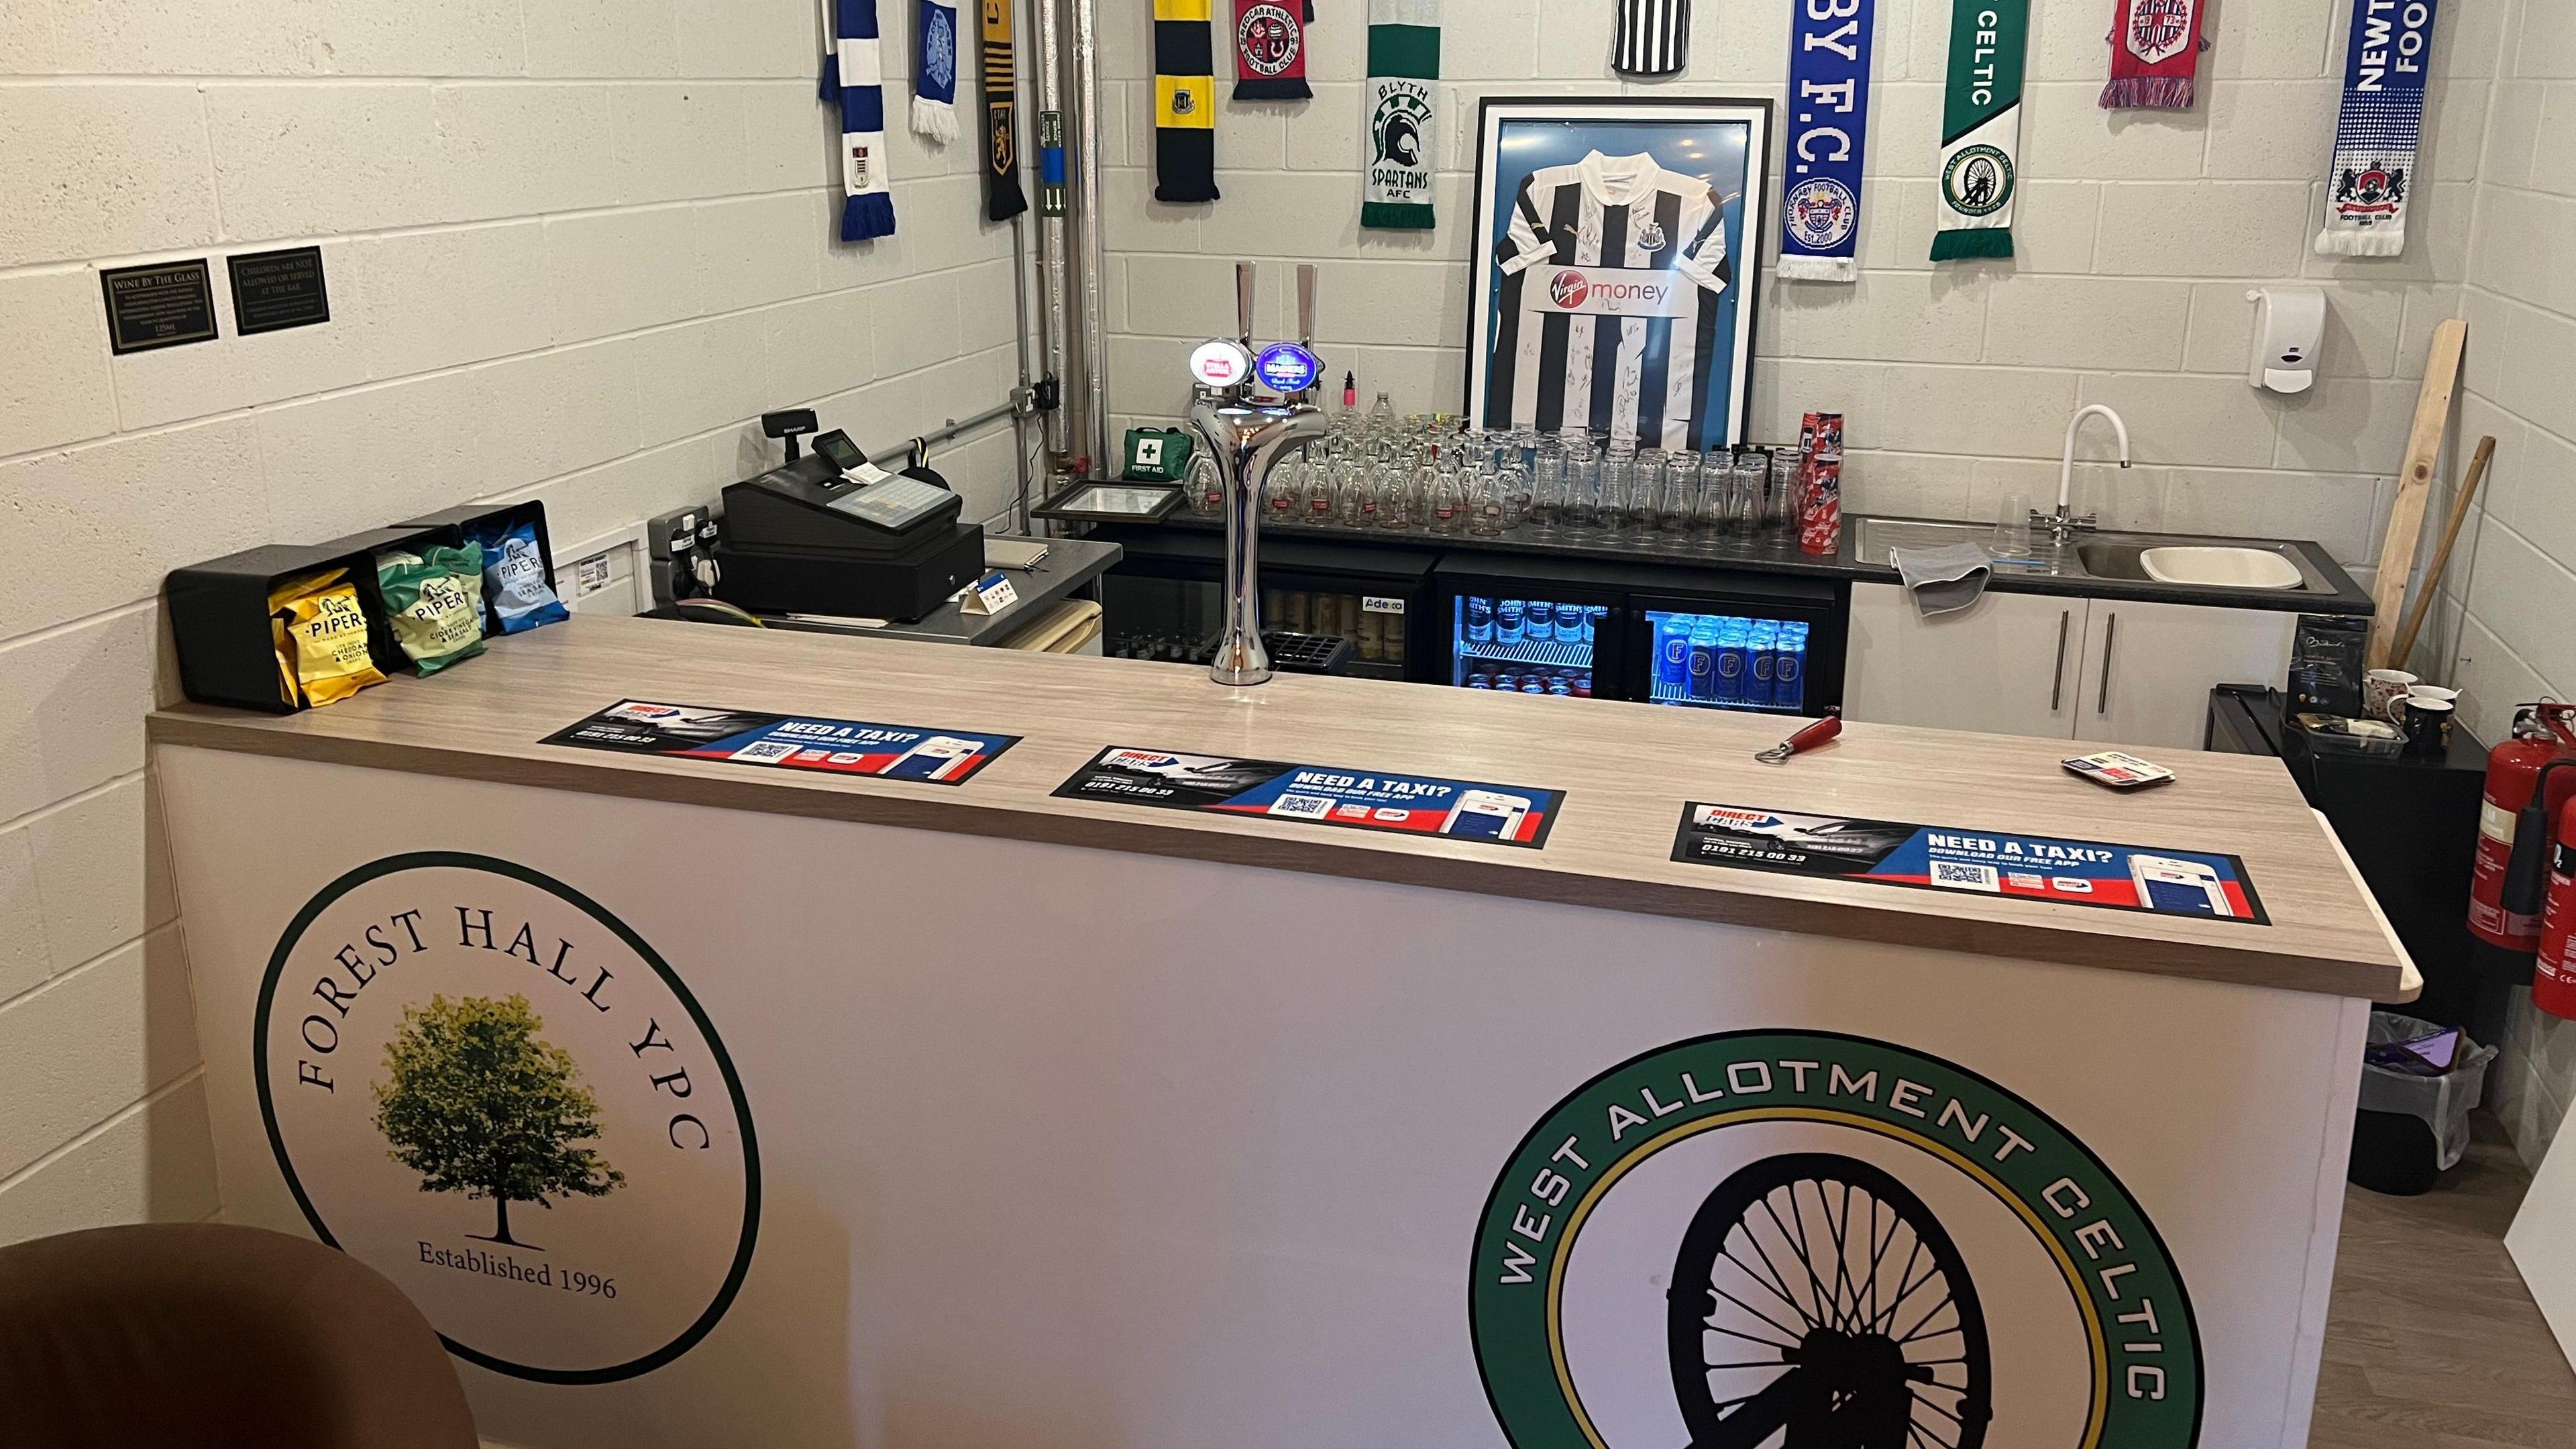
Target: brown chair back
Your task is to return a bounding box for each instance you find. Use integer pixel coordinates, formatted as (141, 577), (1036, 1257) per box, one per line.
(0, 1222), (480, 1449)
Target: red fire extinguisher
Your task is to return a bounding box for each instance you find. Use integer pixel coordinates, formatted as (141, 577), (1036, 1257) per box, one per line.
(2470, 704), (2576, 951)
(2536, 804), (2576, 1018)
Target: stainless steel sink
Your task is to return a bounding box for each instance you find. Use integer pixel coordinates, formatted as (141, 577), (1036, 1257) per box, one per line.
(1853, 516), (2330, 594)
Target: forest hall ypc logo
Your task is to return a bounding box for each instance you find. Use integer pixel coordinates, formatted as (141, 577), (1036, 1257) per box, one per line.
(256, 853), (759, 1384)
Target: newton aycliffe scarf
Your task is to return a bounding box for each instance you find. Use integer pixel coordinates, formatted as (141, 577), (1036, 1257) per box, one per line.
(821, 0), (897, 241)
(1362, 0), (1438, 230)
(2100, 0), (2207, 110)
(1154, 0), (1220, 203)
(1930, 0), (2027, 263)
(977, 0), (1028, 220)
(911, 0), (961, 142)
(1779, 0), (1877, 282)
(2316, 0), (2441, 258)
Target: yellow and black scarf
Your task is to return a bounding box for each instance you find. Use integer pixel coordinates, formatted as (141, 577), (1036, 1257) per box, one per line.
(1154, 0), (1219, 203)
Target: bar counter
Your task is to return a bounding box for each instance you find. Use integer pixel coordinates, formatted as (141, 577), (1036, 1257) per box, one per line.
(150, 614), (2412, 1449)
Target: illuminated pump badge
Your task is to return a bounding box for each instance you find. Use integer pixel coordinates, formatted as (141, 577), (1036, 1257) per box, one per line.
(1189, 339), (1252, 389)
(1254, 342), (1323, 395)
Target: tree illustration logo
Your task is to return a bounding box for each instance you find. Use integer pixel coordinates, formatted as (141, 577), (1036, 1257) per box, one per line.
(372, 994), (626, 1250)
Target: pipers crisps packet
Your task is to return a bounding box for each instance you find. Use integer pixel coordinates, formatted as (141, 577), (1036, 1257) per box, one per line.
(268, 568), (386, 707)
(468, 518), (570, 635)
(376, 544), (488, 675)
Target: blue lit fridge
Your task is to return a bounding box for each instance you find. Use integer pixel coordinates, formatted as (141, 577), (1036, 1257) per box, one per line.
(1626, 588), (1845, 715)
(1442, 582), (1623, 700)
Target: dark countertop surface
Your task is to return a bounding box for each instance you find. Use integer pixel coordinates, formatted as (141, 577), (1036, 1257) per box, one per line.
(1118, 513), (2373, 616)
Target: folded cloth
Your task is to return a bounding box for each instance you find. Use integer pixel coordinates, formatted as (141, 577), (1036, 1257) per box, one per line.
(1891, 541), (1994, 617)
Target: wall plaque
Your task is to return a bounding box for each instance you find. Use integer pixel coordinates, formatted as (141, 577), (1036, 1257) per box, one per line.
(227, 246), (331, 335)
(101, 260), (219, 354)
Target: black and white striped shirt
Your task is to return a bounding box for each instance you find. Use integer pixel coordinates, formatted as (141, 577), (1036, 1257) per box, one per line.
(1613, 0), (1690, 78)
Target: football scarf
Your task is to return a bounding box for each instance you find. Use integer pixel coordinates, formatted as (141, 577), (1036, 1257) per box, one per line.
(1613, 0), (1690, 77)
(2099, 0), (2206, 110)
(1234, 0), (1313, 101)
(2316, 0), (2440, 258)
(910, 0), (960, 142)
(1930, 0), (2027, 262)
(1154, 0), (1220, 203)
(977, 0), (1027, 220)
(1779, 0), (1877, 282)
(1362, 0), (1439, 231)
(821, 0), (897, 241)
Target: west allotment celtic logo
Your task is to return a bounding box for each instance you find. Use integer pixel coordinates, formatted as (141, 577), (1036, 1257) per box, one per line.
(1943, 146), (2015, 218)
(256, 853), (759, 1385)
(1471, 1032), (2202, 1449)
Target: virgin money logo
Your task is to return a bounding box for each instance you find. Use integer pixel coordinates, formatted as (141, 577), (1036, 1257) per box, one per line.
(1549, 270), (1591, 309)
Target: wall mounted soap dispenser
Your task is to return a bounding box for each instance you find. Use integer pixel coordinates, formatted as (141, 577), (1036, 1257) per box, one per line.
(2247, 287), (2327, 394)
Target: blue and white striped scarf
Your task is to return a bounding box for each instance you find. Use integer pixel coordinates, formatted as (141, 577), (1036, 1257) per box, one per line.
(821, 0), (898, 241)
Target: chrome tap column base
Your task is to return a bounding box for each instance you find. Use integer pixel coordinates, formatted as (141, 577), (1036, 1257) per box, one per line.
(1191, 397), (1326, 688)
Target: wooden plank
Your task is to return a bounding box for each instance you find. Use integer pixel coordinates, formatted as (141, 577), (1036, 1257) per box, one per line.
(2392, 433), (2497, 670)
(2369, 317), (2469, 670)
(148, 611), (2411, 998)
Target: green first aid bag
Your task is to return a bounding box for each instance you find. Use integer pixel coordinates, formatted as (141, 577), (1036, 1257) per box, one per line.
(1122, 428), (1194, 483)
(375, 544), (488, 676)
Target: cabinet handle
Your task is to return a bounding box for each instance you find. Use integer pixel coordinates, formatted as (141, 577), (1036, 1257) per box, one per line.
(2051, 610), (2071, 713)
(2097, 613), (2118, 716)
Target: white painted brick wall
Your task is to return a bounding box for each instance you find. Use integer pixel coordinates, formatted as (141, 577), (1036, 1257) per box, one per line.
(1102, 0), (2506, 572)
(2444, 0), (2576, 1171)
(0, 0), (1034, 1245)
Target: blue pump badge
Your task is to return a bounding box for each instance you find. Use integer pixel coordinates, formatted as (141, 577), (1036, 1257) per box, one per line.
(1254, 342), (1322, 395)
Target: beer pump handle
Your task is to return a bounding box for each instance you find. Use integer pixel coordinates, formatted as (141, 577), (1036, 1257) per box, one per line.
(1236, 262), (1257, 353)
(1297, 264), (1318, 352)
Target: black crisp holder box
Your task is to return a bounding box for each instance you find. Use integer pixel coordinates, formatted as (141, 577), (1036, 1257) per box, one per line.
(165, 501), (554, 714)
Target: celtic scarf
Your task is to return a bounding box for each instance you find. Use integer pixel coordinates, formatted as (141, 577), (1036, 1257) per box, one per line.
(2100, 0), (2206, 110)
(1362, 0), (1438, 231)
(820, 0), (897, 241)
(2316, 0), (2440, 258)
(977, 0), (1026, 220)
(910, 0), (960, 143)
(1930, 0), (2027, 263)
(1234, 0), (1313, 101)
(1779, 0), (1877, 283)
(1154, 0), (1219, 204)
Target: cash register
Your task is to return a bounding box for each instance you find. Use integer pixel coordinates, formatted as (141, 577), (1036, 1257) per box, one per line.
(714, 425), (985, 622)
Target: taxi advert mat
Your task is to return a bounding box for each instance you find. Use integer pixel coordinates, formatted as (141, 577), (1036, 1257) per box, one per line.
(543, 700), (1019, 786)
(1053, 746), (1562, 849)
(1670, 802), (2268, 924)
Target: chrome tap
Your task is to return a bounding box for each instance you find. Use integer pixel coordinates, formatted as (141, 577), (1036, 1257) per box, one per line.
(2033, 404), (2131, 545)
(1187, 262), (1326, 688)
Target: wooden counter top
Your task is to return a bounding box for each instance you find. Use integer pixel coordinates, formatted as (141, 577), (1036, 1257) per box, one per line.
(149, 613), (2413, 1000)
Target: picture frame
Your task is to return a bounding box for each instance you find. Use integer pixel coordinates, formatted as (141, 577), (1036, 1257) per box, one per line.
(1466, 96), (1773, 453)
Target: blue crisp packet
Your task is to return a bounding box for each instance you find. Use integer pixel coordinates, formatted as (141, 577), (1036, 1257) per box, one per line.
(468, 519), (571, 635)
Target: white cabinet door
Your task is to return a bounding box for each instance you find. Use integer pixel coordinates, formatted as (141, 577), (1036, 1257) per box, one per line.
(2072, 600), (2297, 750)
(1845, 583), (2085, 738)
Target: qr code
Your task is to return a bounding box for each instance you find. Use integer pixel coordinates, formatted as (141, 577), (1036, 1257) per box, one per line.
(1267, 793), (1335, 819)
(729, 739), (800, 763)
(1930, 861), (2001, 893)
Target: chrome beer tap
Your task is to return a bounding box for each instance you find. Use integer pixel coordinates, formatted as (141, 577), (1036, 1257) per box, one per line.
(1187, 262), (1326, 688)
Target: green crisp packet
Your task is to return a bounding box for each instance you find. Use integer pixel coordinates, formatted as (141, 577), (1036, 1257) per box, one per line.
(375, 544), (488, 675)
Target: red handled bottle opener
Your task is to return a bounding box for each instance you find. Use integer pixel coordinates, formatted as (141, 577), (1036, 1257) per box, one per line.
(1756, 710), (1843, 765)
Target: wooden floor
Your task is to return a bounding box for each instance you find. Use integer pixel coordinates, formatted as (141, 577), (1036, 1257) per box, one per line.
(2313, 1114), (2576, 1448)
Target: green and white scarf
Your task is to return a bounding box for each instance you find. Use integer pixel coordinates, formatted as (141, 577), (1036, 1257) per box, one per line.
(1931, 0), (2027, 262)
(1362, 0), (1439, 230)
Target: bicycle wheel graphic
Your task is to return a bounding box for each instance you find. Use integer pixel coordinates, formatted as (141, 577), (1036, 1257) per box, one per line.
(1667, 1153), (1993, 1449)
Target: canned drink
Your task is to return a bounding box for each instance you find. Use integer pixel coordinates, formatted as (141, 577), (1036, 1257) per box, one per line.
(1497, 599), (1527, 645)
(1715, 623), (1749, 702)
(1555, 602), (1586, 640)
(1569, 673), (1593, 698)
(1746, 624), (1778, 706)
(1467, 675), (1493, 689)
(1777, 625), (1809, 710)
(1547, 679), (1571, 696)
(1465, 596), (1495, 644)
(1493, 673), (1519, 693)
(1687, 623), (1720, 702)
(1654, 617), (1694, 697)
(1525, 600), (1555, 643)
(1521, 678), (1546, 694)
(1585, 606), (1603, 644)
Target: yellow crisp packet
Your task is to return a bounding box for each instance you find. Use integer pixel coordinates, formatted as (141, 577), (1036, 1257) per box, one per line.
(268, 568), (386, 707)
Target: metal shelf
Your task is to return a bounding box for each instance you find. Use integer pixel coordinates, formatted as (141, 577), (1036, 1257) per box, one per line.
(1648, 684), (1805, 714)
(1456, 637), (1596, 669)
